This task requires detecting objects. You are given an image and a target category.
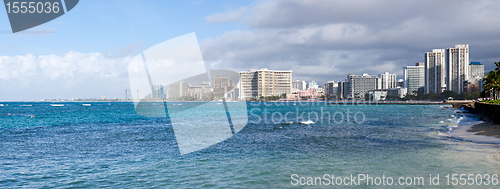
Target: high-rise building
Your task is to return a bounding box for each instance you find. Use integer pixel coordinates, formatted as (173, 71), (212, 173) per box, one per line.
(187, 82), (213, 100)
(307, 81), (318, 90)
(292, 80), (307, 91)
(168, 81), (188, 99)
(152, 84), (166, 99)
(200, 82), (212, 100)
(469, 62), (484, 78)
(212, 76), (233, 89)
(337, 81), (346, 100)
(152, 85), (159, 99)
(346, 73), (378, 100)
(323, 81), (339, 97)
(466, 62), (484, 93)
(187, 86), (202, 99)
(125, 89), (130, 100)
(403, 63), (425, 94)
(380, 72), (397, 89)
(212, 76), (233, 97)
(239, 68), (292, 100)
(446, 44), (469, 94)
(425, 49), (446, 94)
(228, 87), (239, 100)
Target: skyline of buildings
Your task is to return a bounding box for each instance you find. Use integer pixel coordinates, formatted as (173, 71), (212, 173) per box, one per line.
(423, 44), (472, 94)
(123, 44), (485, 101)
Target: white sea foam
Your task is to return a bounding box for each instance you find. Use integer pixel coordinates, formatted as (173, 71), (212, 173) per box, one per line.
(439, 112), (500, 144)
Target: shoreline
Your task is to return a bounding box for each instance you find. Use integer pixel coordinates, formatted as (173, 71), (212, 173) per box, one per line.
(468, 122), (500, 138)
(452, 122), (500, 144)
(457, 101), (500, 143)
(449, 121), (500, 164)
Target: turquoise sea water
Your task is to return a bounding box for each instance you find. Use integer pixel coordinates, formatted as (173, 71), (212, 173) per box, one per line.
(0, 102), (499, 188)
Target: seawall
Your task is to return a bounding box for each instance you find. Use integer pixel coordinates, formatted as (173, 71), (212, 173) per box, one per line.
(471, 102), (500, 124)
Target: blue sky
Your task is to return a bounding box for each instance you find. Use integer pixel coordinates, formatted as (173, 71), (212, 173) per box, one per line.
(1, 0), (500, 100)
(0, 0), (251, 56)
(0, 0), (254, 100)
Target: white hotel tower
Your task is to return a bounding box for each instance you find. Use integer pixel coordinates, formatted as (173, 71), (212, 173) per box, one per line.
(239, 68), (292, 100)
(425, 49), (446, 94)
(379, 72), (397, 89)
(446, 44), (469, 94)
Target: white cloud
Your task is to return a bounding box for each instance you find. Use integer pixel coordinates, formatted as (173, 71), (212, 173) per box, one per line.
(0, 52), (131, 100)
(0, 52), (128, 81)
(204, 7), (247, 23)
(201, 0), (500, 83)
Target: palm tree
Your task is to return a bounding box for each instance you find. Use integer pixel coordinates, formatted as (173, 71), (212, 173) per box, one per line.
(495, 61), (500, 72)
(483, 70), (500, 99)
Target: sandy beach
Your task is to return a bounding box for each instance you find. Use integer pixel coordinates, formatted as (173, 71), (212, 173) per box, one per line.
(451, 122), (500, 144)
(468, 122), (500, 138)
(448, 122), (500, 164)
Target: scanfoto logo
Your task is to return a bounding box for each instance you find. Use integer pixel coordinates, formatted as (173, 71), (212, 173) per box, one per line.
(4, 0), (79, 33)
(127, 33), (248, 155)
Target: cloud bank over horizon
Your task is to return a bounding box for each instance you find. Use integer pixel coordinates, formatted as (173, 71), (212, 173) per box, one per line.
(0, 52), (130, 101)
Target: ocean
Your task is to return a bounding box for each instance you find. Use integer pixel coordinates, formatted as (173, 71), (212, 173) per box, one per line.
(0, 102), (499, 188)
